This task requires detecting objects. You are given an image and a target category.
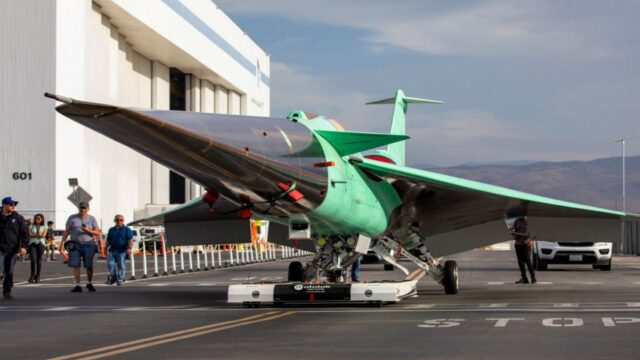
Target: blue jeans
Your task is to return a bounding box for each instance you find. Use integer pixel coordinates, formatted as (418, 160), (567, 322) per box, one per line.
(0, 251), (17, 292)
(351, 255), (361, 281)
(68, 243), (96, 268)
(108, 251), (127, 283)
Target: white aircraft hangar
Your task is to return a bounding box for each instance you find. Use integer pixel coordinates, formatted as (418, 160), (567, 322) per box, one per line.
(0, 0), (270, 228)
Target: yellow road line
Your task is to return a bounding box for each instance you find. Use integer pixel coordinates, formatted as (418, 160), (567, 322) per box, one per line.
(49, 311), (293, 360)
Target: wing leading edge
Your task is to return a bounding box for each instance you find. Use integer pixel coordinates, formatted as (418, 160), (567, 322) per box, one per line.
(354, 157), (637, 256)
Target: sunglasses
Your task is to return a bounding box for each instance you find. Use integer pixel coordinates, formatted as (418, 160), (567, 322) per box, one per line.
(115, 219), (124, 222)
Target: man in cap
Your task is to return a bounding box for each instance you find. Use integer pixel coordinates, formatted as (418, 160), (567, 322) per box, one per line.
(61, 202), (101, 292)
(0, 197), (28, 299)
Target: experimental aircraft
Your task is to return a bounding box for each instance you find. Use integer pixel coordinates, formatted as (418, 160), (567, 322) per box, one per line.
(45, 90), (635, 294)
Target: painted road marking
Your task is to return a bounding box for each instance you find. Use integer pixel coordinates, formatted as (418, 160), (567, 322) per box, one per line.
(542, 317), (583, 327)
(479, 303), (509, 308)
(44, 307), (77, 311)
(230, 277), (256, 281)
(147, 283), (169, 287)
(418, 319), (465, 328)
(486, 318), (525, 327)
(554, 303), (579, 308)
(487, 282), (505, 285)
(49, 311), (295, 360)
(627, 303), (640, 307)
(196, 283), (217, 286)
(405, 304), (435, 309)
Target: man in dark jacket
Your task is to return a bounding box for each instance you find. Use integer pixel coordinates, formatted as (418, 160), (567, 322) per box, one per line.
(0, 197), (29, 299)
(511, 217), (536, 284)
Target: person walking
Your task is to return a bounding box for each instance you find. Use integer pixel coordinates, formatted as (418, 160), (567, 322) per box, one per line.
(105, 214), (133, 286)
(28, 213), (47, 283)
(351, 254), (361, 283)
(511, 218), (536, 284)
(61, 202), (101, 293)
(45, 221), (57, 261)
(0, 197), (28, 299)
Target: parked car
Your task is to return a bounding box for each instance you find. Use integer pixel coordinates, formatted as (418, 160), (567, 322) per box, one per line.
(532, 241), (612, 271)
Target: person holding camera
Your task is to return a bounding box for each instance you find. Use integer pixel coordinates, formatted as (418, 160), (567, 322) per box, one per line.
(61, 202), (100, 292)
(511, 217), (536, 284)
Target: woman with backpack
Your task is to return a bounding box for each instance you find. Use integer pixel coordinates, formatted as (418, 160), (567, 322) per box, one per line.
(28, 213), (48, 283)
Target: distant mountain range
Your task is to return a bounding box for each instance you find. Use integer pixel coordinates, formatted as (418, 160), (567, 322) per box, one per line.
(414, 156), (640, 213)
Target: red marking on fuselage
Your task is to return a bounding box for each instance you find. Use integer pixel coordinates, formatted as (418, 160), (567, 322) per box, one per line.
(364, 155), (396, 164)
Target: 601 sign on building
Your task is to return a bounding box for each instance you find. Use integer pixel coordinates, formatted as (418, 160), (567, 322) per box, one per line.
(12, 172), (32, 180)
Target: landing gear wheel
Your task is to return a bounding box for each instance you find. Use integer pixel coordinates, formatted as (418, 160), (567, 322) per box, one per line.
(383, 264), (395, 271)
(442, 260), (459, 295)
(288, 261), (304, 282)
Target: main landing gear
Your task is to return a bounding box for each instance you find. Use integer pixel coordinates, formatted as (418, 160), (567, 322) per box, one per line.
(371, 236), (459, 295)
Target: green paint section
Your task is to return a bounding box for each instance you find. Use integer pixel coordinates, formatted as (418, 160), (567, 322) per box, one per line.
(356, 158), (627, 217)
(315, 130), (409, 157)
(366, 89), (442, 166)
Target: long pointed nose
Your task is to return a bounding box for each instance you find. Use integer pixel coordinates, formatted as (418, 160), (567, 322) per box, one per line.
(52, 96), (329, 211)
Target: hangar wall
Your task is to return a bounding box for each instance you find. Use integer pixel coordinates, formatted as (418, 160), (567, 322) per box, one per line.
(0, 0), (270, 229)
(0, 1), (56, 221)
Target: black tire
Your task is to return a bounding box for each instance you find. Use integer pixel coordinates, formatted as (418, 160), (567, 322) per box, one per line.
(288, 261), (304, 282)
(534, 255), (548, 271)
(443, 260), (459, 295)
(383, 264), (395, 271)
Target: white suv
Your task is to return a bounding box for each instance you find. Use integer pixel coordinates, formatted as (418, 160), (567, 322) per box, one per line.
(532, 241), (612, 271)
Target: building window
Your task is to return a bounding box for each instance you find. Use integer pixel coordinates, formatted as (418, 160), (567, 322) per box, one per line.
(170, 68), (186, 111)
(169, 67), (186, 204)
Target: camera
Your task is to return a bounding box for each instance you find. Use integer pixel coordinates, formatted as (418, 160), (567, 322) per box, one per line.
(64, 241), (77, 252)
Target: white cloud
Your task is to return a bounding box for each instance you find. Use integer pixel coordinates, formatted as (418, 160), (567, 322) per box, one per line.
(216, 0), (639, 61)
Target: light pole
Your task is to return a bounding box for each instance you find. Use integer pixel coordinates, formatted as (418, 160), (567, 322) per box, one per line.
(613, 136), (639, 254)
(613, 139), (626, 213)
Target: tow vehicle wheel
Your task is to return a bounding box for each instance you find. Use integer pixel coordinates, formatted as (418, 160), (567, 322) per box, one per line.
(288, 261), (304, 281)
(595, 259), (612, 271)
(383, 264), (395, 271)
(442, 260), (459, 295)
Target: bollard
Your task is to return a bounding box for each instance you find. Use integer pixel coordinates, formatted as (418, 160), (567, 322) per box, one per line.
(254, 244), (259, 262)
(204, 245), (209, 270)
(152, 240), (159, 277)
(162, 238), (168, 276)
(171, 246), (177, 274)
(249, 244), (254, 263)
(179, 246), (185, 273)
(235, 245), (240, 264)
(129, 247), (136, 280)
(188, 247), (194, 272)
(196, 246), (201, 271)
(241, 245), (246, 264)
(217, 245), (222, 267)
(229, 244), (234, 266)
(142, 241), (149, 279)
(209, 245), (216, 269)
(281, 245), (285, 260)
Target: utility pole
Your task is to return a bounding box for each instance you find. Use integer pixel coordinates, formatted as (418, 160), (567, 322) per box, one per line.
(614, 139), (626, 213)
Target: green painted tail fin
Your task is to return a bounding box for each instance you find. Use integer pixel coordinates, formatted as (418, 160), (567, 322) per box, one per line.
(366, 89), (442, 166)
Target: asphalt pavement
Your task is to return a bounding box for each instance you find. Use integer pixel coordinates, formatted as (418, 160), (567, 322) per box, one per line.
(3, 249), (640, 359)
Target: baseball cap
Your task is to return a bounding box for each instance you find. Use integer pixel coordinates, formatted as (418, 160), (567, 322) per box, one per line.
(2, 197), (18, 206)
(78, 202), (89, 209)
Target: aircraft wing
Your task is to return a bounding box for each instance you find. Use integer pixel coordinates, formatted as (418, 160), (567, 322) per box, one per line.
(129, 195), (315, 251)
(354, 157), (636, 257)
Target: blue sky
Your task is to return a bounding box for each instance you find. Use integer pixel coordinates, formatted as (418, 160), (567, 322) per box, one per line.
(216, 0), (640, 166)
